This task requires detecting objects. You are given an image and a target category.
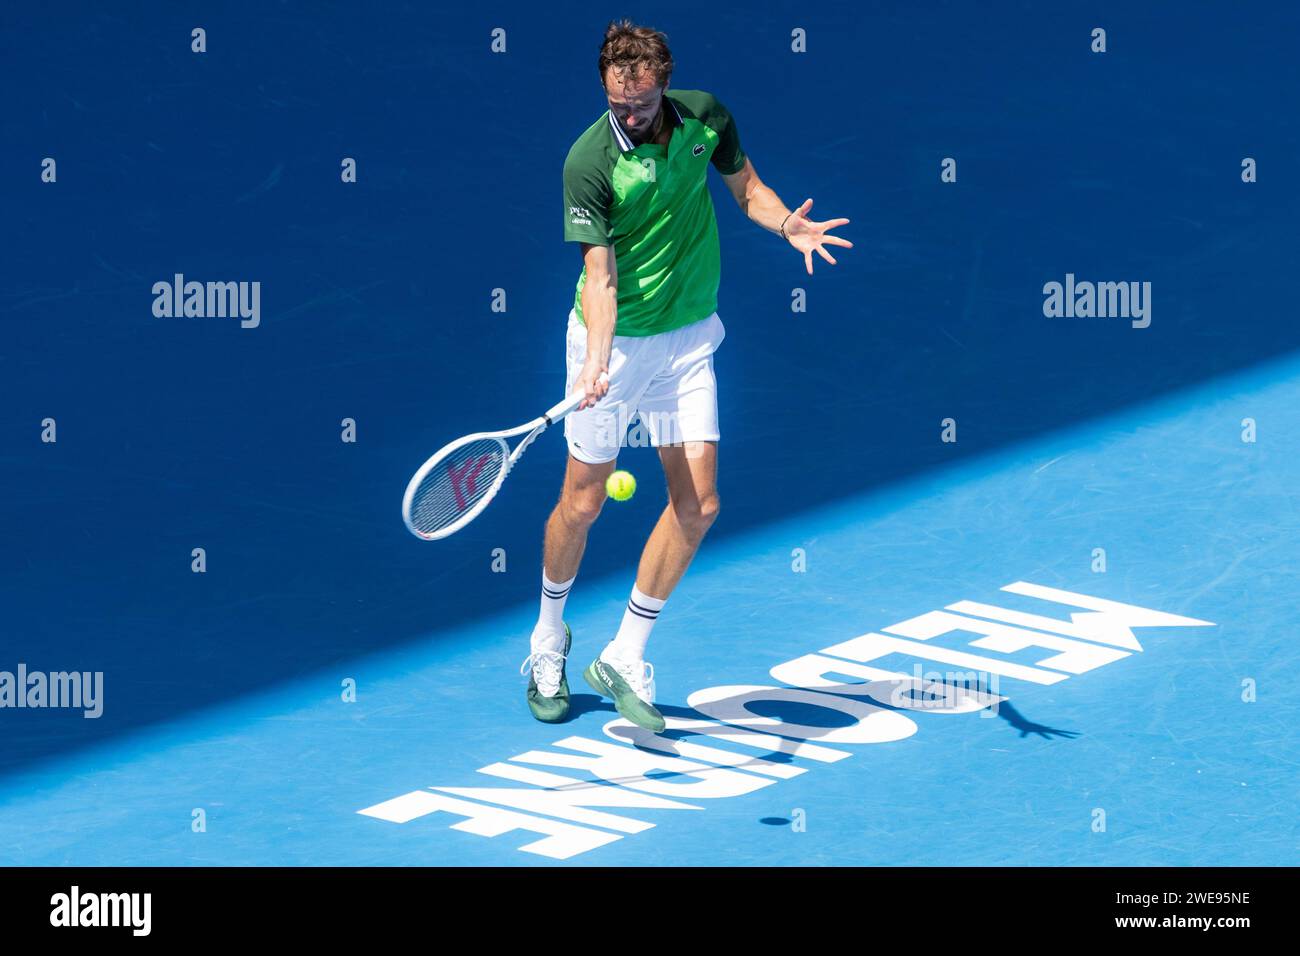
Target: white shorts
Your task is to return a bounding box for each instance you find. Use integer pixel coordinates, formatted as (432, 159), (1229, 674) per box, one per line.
(564, 308), (725, 465)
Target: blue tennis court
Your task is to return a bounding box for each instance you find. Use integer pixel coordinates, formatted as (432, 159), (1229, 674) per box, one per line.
(1, 1), (1296, 867)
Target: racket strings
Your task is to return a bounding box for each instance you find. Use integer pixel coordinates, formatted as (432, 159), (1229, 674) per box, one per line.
(409, 438), (507, 536)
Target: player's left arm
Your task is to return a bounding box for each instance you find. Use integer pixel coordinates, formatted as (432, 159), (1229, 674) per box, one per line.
(721, 157), (853, 276)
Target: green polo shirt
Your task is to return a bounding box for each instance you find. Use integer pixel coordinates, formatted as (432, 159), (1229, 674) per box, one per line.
(562, 89), (746, 337)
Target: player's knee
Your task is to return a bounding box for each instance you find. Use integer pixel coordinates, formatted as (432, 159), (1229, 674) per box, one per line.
(675, 491), (720, 538)
(562, 484), (606, 528)
(699, 491), (721, 528)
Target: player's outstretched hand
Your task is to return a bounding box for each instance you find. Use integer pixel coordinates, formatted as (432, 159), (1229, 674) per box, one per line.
(783, 198), (852, 275)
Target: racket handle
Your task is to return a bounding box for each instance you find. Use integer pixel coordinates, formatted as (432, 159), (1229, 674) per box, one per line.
(543, 371), (610, 424)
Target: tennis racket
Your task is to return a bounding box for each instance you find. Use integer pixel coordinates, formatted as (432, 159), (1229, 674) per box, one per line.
(401, 373), (609, 540)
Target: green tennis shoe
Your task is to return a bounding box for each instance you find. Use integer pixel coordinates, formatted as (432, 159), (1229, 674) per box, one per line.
(521, 623), (572, 723)
(582, 653), (665, 733)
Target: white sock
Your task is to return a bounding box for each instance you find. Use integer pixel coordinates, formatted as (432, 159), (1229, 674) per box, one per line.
(603, 585), (666, 662)
(533, 571), (574, 652)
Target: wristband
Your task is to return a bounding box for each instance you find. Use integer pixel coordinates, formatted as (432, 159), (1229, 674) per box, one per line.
(779, 211), (793, 239)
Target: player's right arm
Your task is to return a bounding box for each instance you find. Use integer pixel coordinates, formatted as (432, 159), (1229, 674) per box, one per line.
(576, 242), (615, 409)
(563, 141), (617, 408)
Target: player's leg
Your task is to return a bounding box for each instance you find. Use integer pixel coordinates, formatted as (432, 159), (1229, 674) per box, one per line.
(524, 308), (650, 722)
(542, 453), (617, 596)
(580, 443), (719, 734)
(600, 440), (718, 660)
(638, 440), (720, 597)
(522, 454), (615, 723)
(583, 312), (725, 732)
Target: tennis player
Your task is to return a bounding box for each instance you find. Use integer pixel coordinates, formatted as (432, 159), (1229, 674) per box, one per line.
(521, 19), (852, 730)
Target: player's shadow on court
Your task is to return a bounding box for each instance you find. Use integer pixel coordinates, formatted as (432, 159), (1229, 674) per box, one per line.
(596, 693), (1079, 751)
(992, 701), (1080, 741)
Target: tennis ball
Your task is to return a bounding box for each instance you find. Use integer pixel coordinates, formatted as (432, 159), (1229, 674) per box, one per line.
(606, 470), (636, 501)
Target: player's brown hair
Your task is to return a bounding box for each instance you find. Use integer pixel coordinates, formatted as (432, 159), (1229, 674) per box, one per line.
(597, 19), (675, 91)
